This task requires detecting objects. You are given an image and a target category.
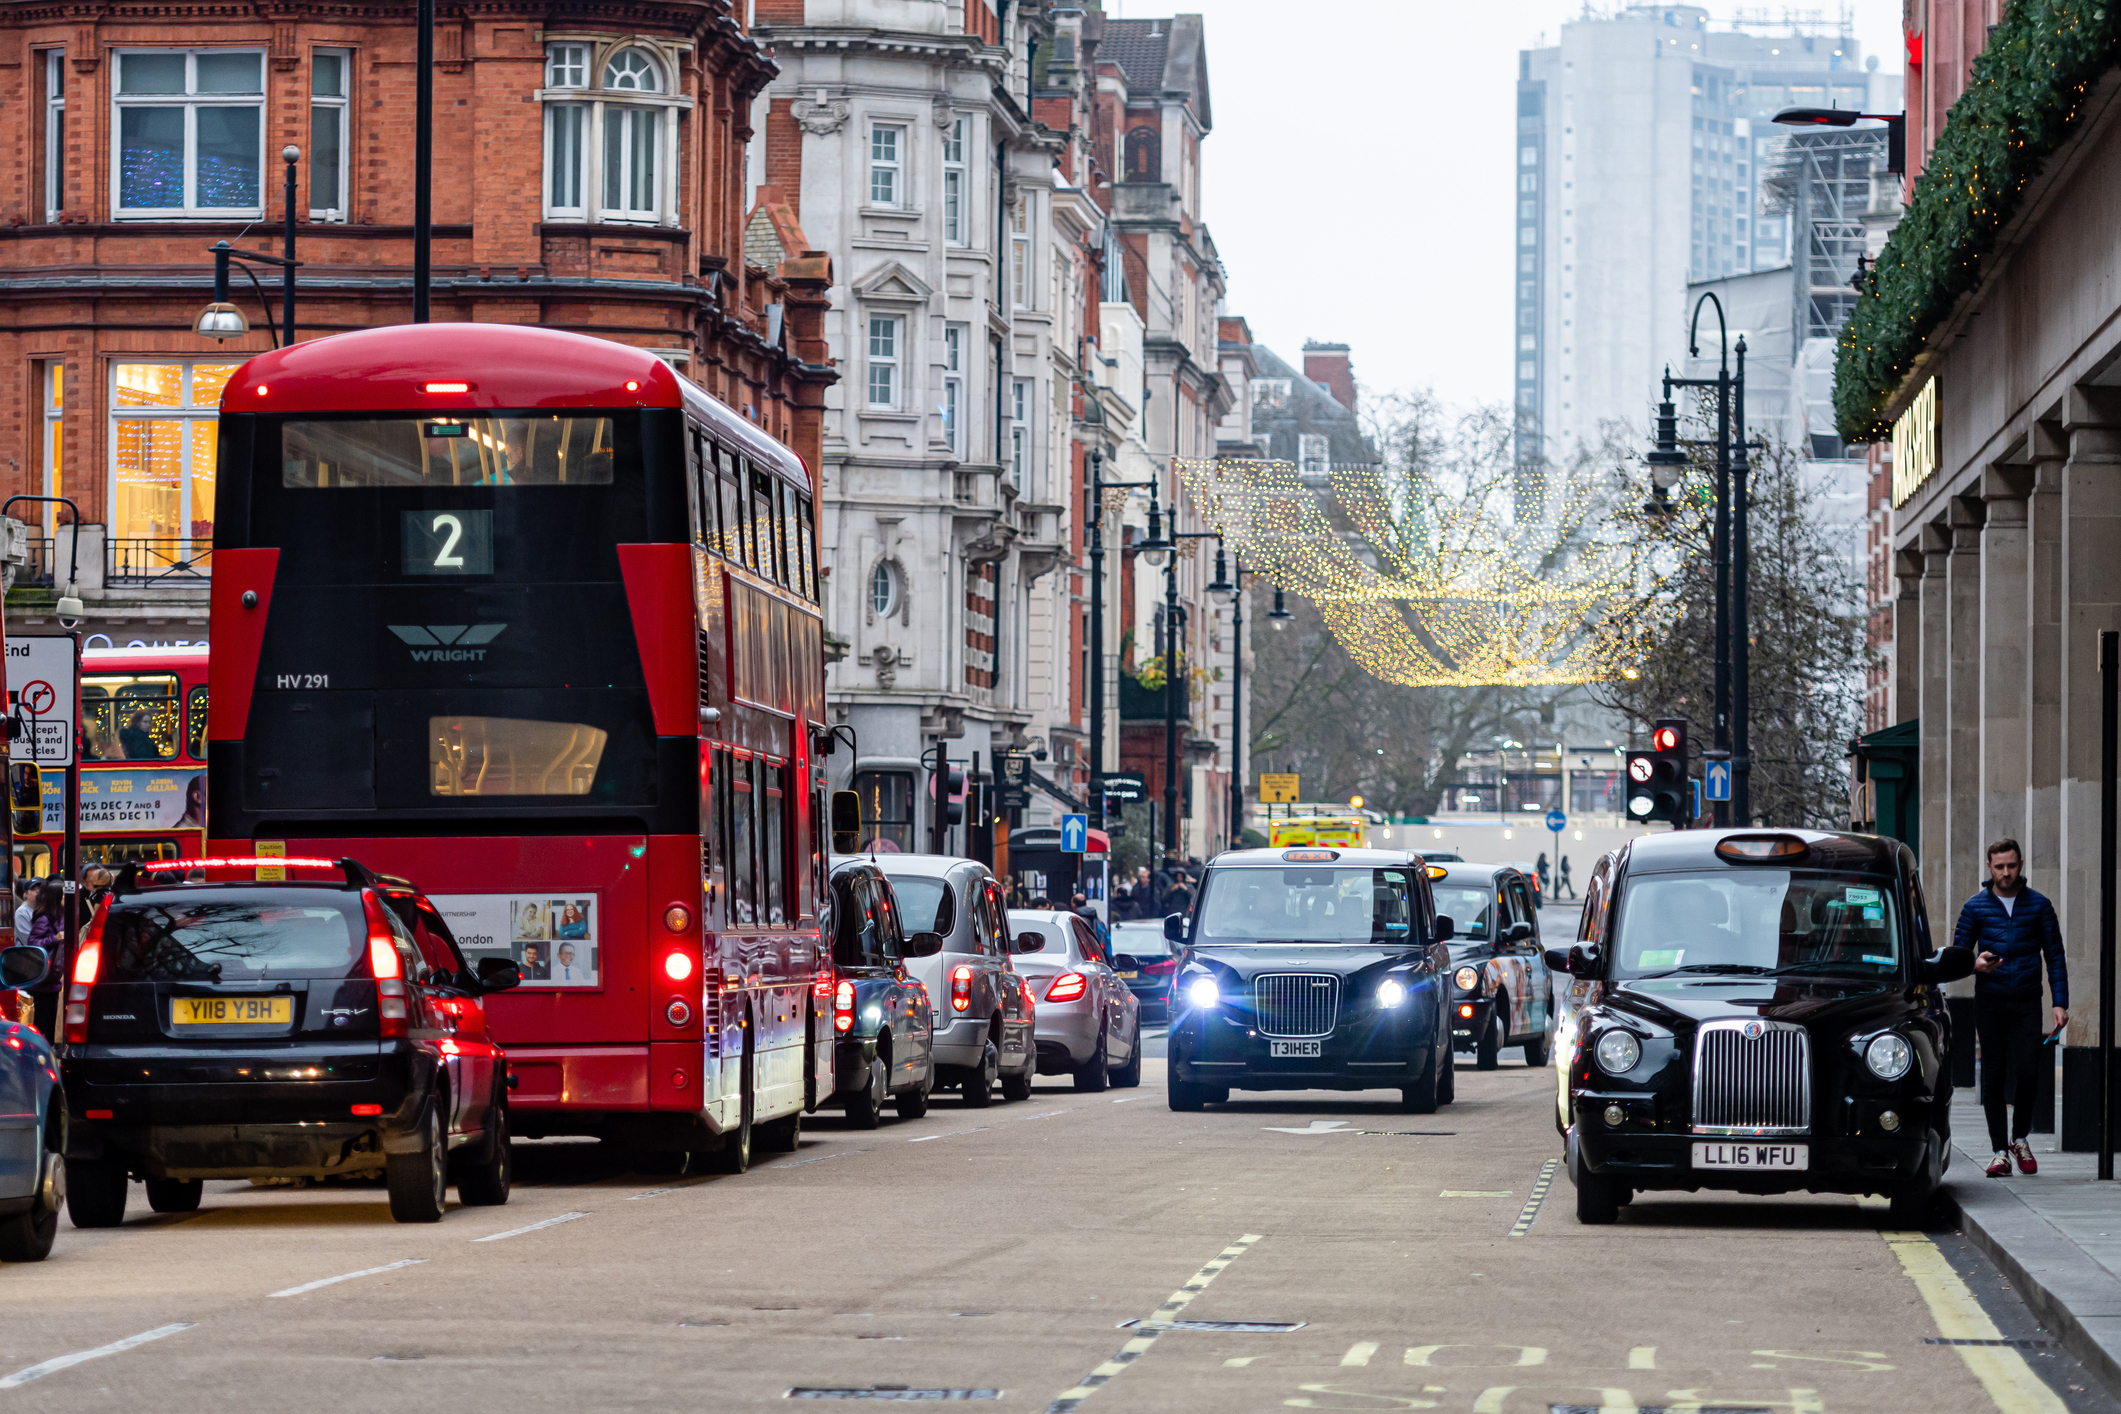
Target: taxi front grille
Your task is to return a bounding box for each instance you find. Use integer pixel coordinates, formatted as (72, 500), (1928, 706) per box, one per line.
(1253, 974), (1339, 1039)
(1692, 1019), (1810, 1135)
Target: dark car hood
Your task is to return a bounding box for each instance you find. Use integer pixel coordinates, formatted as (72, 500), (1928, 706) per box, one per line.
(1603, 975), (1906, 1031)
(1188, 943), (1424, 982)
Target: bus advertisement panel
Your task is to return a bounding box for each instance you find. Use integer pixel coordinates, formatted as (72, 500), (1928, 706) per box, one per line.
(205, 325), (830, 1166)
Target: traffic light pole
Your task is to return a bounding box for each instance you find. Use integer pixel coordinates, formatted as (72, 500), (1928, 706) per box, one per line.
(1084, 454), (1157, 841)
(929, 742), (948, 856)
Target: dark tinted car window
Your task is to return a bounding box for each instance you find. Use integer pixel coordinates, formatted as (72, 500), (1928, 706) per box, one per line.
(887, 875), (954, 937)
(100, 892), (366, 981)
(833, 872), (881, 966)
(1432, 884), (1493, 942)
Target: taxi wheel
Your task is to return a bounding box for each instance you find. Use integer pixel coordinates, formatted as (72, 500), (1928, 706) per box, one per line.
(145, 1177), (203, 1214)
(455, 1099), (512, 1206)
(66, 1157), (128, 1229)
(1074, 1028), (1110, 1093)
(1569, 1133), (1622, 1225)
(1437, 1045), (1456, 1105)
(386, 1102), (448, 1223)
(1168, 1079), (1207, 1112)
(1402, 1054), (1441, 1114)
(1522, 1021), (1550, 1068)
(1476, 1010), (1503, 1070)
(963, 1040), (999, 1108)
(847, 1057), (886, 1129)
(894, 1069), (932, 1120)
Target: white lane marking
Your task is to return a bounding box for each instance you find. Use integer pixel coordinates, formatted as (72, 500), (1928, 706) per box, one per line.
(472, 1211), (590, 1242)
(1113, 1097), (1146, 1103)
(1262, 1120), (1354, 1135)
(629, 1183), (705, 1200)
(1440, 1190), (1513, 1198)
(1341, 1342), (1379, 1367)
(775, 1149), (863, 1169)
(0, 1323), (195, 1388)
(269, 1259), (428, 1298)
(910, 1127), (990, 1143)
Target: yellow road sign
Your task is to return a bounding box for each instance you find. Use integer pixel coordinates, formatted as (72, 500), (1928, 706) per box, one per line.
(1259, 773), (1299, 804)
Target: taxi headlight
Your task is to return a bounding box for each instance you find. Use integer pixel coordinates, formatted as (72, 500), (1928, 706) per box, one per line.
(1593, 1029), (1642, 1076)
(1185, 977), (1220, 1009)
(1377, 978), (1408, 1009)
(1865, 1032), (1913, 1081)
(1453, 966), (1480, 991)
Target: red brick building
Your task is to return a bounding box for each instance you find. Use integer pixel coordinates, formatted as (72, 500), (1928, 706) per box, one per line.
(0, 0), (831, 634)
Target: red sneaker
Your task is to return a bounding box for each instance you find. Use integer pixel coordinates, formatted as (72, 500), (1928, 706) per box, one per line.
(1987, 1151), (2012, 1177)
(2012, 1140), (2038, 1175)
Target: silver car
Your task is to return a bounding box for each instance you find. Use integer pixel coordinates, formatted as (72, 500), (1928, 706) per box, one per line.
(1010, 910), (1142, 1092)
(868, 854), (1038, 1105)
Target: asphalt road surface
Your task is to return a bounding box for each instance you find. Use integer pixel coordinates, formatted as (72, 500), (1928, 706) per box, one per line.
(0, 900), (2103, 1413)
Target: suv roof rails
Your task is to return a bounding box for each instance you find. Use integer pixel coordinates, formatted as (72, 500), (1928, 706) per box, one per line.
(112, 856), (381, 898)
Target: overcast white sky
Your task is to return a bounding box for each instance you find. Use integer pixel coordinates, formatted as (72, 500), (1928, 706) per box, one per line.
(1126, 0), (1906, 410)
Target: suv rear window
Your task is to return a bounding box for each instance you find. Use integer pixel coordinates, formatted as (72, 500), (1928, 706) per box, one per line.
(99, 891), (367, 981)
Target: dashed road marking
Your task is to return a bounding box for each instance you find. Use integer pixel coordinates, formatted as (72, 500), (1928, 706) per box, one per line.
(1339, 1342), (1379, 1367)
(0, 1323), (195, 1389)
(1508, 1159), (1559, 1237)
(269, 1258), (427, 1298)
(910, 1128), (990, 1143)
(1882, 1227), (2068, 1414)
(1044, 1234), (1262, 1414)
(1441, 1190), (1513, 1198)
(472, 1211), (590, 1242)
(775, 1149), (864, 1170)
(629, 1181), (709, 1200)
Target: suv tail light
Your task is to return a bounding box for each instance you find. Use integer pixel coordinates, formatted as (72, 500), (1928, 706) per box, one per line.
(834, 980), (856, 1033)
(1045, 972), (1088, 1003)
(64, 914), (107, 1045)
(362, 894), (408, 1039)
(950, 965), (973, 1012)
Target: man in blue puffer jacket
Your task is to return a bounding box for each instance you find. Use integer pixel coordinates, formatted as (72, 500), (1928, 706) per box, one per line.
(1954, 838), (2068, 1178)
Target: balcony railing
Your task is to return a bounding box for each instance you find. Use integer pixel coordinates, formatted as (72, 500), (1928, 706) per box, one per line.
(108, 538), (213, 587)
(10, 537), (56, 590)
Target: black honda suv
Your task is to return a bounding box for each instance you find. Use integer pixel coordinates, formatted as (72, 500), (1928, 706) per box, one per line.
(62, 857), (521, 1224)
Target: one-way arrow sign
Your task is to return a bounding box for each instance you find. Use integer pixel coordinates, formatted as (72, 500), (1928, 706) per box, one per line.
(1705, 759), (1732, 802)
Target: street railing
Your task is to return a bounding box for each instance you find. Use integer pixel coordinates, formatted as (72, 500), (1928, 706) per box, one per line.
(108, 538), (213, 586)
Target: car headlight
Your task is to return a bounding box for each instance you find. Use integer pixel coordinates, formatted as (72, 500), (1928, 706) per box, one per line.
(1377, 978), (1408, 1009)
(1453, 966), (1480, 991)
(1185, 977), (1220, 1009)
(1865, 1032), (1913, 1081)
(1593, 1029), (1642, 1076)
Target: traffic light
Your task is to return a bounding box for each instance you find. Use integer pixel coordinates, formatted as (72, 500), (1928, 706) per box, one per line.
(928, 745), (966, 853)
(1625, 718), (1690, 823)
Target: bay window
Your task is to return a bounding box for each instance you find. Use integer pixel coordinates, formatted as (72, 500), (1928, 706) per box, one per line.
(109, 361), (243, 575)
(113, 50), (266, 218)
(542, 41), (683, 224)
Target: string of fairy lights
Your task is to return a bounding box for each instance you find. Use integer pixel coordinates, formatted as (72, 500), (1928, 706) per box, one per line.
(1173, 457), (1650, 688)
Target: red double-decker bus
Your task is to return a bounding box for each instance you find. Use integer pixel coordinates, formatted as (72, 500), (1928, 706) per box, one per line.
(206, 324), (830, 1170)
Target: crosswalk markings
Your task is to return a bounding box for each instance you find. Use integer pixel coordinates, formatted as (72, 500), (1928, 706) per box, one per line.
(1043, 1234), (1262, 1413)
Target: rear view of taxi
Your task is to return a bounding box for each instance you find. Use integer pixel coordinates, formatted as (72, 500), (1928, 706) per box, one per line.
(62, 857), (520, 1225)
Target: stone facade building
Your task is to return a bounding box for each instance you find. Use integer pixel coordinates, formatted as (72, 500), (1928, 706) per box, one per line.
(0, 0), (830, 642)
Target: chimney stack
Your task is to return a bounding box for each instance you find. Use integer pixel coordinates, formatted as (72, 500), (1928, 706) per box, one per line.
(1303, 341), (1356, 413)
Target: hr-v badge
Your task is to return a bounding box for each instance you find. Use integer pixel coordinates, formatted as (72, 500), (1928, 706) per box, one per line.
(389, 624), (507, 662)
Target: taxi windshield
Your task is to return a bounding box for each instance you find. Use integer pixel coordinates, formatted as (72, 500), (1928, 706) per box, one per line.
(1195, 867), (1416, 945)
(1611, 870), (1903, 979)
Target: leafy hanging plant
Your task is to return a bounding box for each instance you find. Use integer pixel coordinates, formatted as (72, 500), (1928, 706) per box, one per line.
(1833, 0), (2120, 441)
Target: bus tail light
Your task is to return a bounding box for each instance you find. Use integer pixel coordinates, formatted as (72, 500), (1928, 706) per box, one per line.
(363, 895), (408, 1039)
(951, 966), (973, 1013)
(834, 980), (856, 1033)
(663, 904), (692, 934)
(1045, 972), (1088, 1004)
(663, 951), (694, 982)
(64, 917), (106, 1045)
(665, 998), (693, 1027)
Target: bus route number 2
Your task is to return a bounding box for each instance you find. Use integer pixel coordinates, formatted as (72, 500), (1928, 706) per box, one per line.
(402, 509), (495, 576)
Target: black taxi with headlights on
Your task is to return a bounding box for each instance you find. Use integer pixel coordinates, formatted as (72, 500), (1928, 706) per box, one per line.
(1554, 829), (1971, 1225)
(1166, 847), (1455, 1114)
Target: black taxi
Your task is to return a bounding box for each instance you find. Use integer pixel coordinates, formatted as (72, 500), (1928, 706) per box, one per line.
(1430, 862), (1553, 1068)
(1166, 847), (1455, 1113)
(1554, 830), (1970, 1225)
(62, 856), (521, 1225)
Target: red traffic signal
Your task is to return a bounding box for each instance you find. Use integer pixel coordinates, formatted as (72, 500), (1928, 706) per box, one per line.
(1651, 724), (1681, 753)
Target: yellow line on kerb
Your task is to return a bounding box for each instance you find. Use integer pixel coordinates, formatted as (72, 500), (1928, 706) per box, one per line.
(1881, 1227), (2068, 1414)
(1044, 1234), (1263, 1414)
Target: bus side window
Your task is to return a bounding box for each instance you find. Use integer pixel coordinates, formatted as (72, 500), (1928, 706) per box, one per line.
(752, 470), (780, 583)
(797, 493), (817, 601)
(706, 745), (730, 932)
(777, 482), (800, 592)
(762, 759), (787, 928)
(729, 753), (757, 927)
(717, 450), (745, 569)
(186, 685), (209, 760)
(687, 430), (709, 548)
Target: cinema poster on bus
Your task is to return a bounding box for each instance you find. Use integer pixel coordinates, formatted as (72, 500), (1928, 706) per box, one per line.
(72, 769), (207, 834)
(430, 893), (600, 986)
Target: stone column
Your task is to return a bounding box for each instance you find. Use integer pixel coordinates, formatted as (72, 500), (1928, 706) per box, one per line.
(1918, 525), (1950, 906)
(1892, 552), (1922, 726)
(1946, 498), (1985, 905)
(2026, 427), (2066, 888)
(1979, 471), (2030, 859)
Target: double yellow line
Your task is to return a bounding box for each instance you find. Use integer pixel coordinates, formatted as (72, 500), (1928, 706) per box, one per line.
(1882, 1227), (2067, 1414)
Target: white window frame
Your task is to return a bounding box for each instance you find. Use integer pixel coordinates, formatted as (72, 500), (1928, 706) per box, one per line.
(1009, 379), (1030, 489)
(867, 315), (903, 410)
(870, 123), (905, 208)
(107, 359), (244, 557)
(942, 323), (967, 457)
(1298, 434), (1329, 479)
(309, 48), (350, 221)
(539, 39), (686, 226)
(44, 50), (65, 223)
(942, 116), (968, 244)
(871, 562), (900, 618)
(111, 49), (269, 220)
(41, 363), (64, 536)
(1010, 193), (1032, 309)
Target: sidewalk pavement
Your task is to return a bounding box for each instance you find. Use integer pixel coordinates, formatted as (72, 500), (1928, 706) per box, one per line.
(1945, 1086), (2121, 1395)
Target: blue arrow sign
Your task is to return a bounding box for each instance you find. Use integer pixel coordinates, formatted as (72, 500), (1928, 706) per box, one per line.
(1705, 760), (1732, 802)
(1545, 809), (1566, 833)
(1060, 813), (1089, 853)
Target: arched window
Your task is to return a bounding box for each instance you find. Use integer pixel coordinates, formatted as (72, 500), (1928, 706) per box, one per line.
(542, 40), (678, 224)
(871, 563), (899, 618)
(602, 48), (662, 91)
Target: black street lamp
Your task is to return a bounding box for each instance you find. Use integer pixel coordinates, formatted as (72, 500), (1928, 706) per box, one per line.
(1652, 291), (1751, 824)
(196, 148), (305, 347)
(1155, 527), (1225, 860)
(1085, 452), (1159, 840)
(1772, 106), (1907, 174)
(1267, 584), (1293, 630)
(414, 0), (434, 321)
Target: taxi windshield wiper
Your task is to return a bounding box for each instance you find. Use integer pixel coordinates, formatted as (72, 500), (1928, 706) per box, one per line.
(1648, 963), (1770, 976)
(1756, 960), (1890, 978)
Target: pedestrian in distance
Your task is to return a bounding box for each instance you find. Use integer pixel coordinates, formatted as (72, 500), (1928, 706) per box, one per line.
(1556, 855), (1576, 900)
(22, 879), (67, 1042)
(1536, 852), (1551, 896)
(11, 880), (34, 942)
(1956, 838), (2068, 1178)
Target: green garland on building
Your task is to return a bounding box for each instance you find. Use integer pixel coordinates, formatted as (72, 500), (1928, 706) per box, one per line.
(1832, 0), (2120, 442)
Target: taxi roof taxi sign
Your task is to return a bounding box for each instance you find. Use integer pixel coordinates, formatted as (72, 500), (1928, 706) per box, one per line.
(1281, 849), (1339, 862)
(1714, 834), (1810, 863)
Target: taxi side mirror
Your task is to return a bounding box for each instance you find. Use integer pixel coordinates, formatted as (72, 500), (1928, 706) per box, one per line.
(904, 930), (945, 958)
(1163, 912), (1187, 943)
(1925, 946), (1976, 984)
(0, 945), (48, 990)
(1433, 915), (1456, 943)
(1503, 921), (1535, 946)
(475, 957), (523, 992)
(1544, 945), (1600, 978)
(8, 762), (41, 838)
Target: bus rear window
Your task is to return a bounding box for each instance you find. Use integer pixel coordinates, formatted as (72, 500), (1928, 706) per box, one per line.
(282, 416), (616, 488)
(430, 716), (609, 797)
